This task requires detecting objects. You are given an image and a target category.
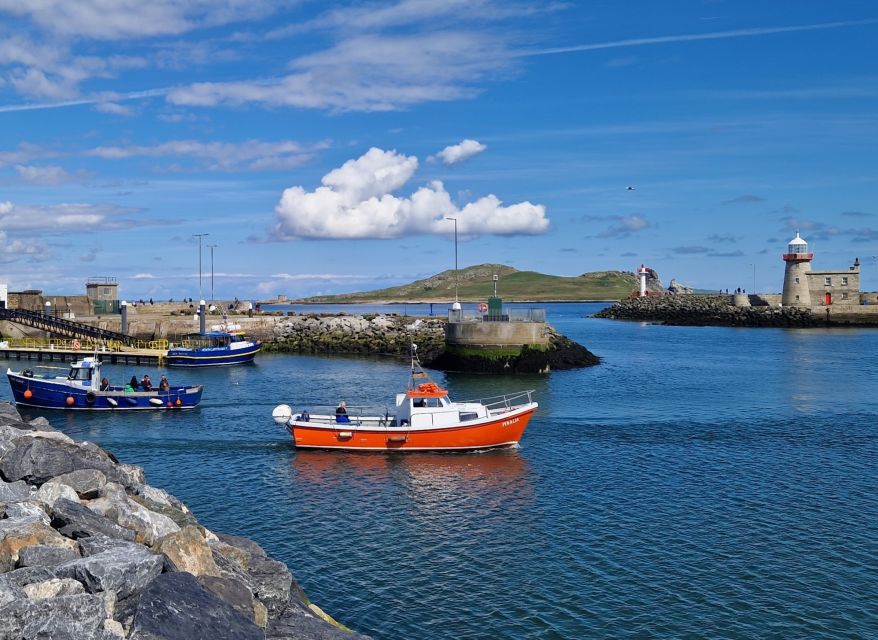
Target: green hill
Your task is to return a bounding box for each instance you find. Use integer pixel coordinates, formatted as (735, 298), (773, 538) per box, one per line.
(299, 264), (639, 302)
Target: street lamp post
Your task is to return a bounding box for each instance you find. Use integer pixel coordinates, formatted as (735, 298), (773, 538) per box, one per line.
(208, 244), (218, 302)
(445, 217), (458, 305)
(192, 233), (209, 301)
(750, 263), (757, 294)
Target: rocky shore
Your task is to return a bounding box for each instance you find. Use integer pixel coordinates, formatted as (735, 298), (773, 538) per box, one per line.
(594, 295), (820, 327)
(0, 402), (367, 640)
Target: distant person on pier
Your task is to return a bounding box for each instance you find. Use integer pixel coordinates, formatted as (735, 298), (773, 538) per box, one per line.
(129, 375), (139, 390)
(141, 375), (152, 391)
(335, 401), (350, 423)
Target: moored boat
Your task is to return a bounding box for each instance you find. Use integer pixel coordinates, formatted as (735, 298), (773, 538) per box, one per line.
(6, 357), (203, 410)
(272, 347), (537, 451)
(167, 324), (261, 367)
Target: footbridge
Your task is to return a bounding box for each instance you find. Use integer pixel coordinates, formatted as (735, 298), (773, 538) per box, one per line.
(0, 308), (138, 346)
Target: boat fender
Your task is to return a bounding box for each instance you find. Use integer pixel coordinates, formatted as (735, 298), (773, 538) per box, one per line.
(166, 401), (173, 408)
(85, 391), (96, 404)
(65, 396), (75, 407)
(23, 389), (33, 400)
(107, 397), (118, 408)
(272, 404), (293, 425)
(149, 398), (164, 407)
(175, 398), (182, 407)
(125, 397), (138, 406)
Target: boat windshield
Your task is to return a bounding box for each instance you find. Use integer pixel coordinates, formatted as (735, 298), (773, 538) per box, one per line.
(68, 367), (93, 381)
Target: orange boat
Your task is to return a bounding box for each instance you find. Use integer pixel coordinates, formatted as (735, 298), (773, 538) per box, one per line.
(272, 350), (538, 452)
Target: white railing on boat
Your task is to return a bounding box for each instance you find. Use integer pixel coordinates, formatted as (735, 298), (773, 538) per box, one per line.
(461, 390), (536, 412)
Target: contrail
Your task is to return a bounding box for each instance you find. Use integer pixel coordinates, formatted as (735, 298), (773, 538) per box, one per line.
(522, 18), (878, 56)
(0, 88), (170, 114)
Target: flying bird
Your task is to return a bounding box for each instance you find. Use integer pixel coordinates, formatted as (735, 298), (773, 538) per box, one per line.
(626, 186), (636, 191)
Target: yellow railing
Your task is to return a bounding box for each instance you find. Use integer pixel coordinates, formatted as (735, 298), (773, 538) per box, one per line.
(0, 337), (168, 352)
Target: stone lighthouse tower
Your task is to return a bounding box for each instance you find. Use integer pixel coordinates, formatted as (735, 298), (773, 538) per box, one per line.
(781, 232), (813, 306)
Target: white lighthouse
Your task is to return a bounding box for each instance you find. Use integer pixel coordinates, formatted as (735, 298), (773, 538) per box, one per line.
(781, 232), (813, 307)
(638, 264), (649, 297)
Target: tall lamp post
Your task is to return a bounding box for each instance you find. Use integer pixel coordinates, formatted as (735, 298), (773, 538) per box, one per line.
(749, 263), (757, 294)
(192, 233), (209, 301)
(445, 217), (459, 307)
(208, 244), (218, 302)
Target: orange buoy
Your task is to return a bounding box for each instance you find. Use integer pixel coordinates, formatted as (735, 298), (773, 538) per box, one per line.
(65, 396), (75, 406)
(175, 398), (182, 407)
(23, 389), (33, 400)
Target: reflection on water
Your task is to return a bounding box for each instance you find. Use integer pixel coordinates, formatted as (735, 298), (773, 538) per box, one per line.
(2, 304), (877, 639)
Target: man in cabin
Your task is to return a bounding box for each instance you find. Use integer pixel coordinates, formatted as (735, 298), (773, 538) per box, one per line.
(335, 401), (349, 423)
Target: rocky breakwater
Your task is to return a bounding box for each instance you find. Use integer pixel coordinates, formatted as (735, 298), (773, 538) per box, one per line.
(0, 402), (367, 640)
(268, 314), (445, 362)
(595, 295), (819, 327)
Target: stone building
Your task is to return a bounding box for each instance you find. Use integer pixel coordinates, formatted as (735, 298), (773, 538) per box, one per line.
(781, 233), (860, 307)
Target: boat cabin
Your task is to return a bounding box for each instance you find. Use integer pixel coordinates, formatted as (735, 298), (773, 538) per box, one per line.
(394, 383), (486, 427)
(65, 358), (101, 388)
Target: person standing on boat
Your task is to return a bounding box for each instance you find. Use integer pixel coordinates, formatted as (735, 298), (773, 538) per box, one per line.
(335, 401), (349, 423)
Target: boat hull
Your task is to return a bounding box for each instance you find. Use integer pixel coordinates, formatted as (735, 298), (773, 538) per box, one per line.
(288, 404), (537, 451)
(166, 343), (261, 367)
(7, 373), (203, 410)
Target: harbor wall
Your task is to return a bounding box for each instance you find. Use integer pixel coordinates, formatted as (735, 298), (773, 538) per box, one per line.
(444, 321), (550, 347)
(0, 401), (367, 639)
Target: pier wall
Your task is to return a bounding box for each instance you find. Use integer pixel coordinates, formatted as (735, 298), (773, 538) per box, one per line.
(444, 321), (550, 347)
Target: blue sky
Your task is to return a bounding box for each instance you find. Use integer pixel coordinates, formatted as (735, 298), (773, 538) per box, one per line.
(0, 0), (876, 300)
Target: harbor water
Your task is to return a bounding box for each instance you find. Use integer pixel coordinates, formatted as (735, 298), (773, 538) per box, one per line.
(3, 303), (876, 639)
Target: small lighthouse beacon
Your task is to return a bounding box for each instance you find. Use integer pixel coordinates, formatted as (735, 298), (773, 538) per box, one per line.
(781, 232), (813, 307)
(638, 264), (649, 297)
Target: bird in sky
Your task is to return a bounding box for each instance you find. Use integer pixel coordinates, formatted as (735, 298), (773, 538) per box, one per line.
(626, 186), (636, 191)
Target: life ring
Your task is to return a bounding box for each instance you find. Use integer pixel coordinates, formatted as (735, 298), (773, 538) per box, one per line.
(477, 302), (488, 313)
(72, 340), (81, 351)
(85, 391), (96, 404)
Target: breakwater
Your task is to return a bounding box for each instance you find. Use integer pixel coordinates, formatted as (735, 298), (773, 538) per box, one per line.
(595, 295), (820, 327)
(0, 402), (366, 640)
(267, 315), (599, 373)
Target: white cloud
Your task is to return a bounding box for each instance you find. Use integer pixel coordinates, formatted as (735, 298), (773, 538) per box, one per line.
(94, 101), (134, 116)
(168, 31), (514, 112)
(14, 164), (85, 185)
(0, 229), (48, 263)
(0, 200), (148, 232)
(87, 139), (324, 171)
(435, 139), (486, 165)
(0, 0), (279, 40)
(132, 273), (158, 279)
(273, 147), (548, 239)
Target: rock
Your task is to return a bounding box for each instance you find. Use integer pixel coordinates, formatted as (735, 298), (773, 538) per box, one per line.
(17, 544), (81, 568)
(0, 592), (106, 640)
(267, 601), (370, 640)
(104, 618), (126, 638)
(0, 478), (31, 503)
(55, 545), (164, 601)
(129, 572), (263, 640)
(27, 416), (52, 430)
(78, 535), (147, 557)
(4, 501), (50, 527)
(51, 498), (136, 541)
(0, 423), (74, 445)
(128, 493), (200, 531)
(86, 484), (180, 546)
(246, 556), (294, 617)
(23, 577), (85, 599)
(132, 483), (185, 510)
(0, 516), (78, 572)
(35, 480), (81, 508)
(154, 525), (219, 576)
(214, 532), (266, 565)
(198, 575), (259, 625)
(667, 278), (695, 294)
(52, 468), (107, 499)
(0, 438), (135, 488)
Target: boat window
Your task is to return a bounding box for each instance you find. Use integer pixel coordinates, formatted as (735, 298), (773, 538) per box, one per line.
(68, 368), (79, 379)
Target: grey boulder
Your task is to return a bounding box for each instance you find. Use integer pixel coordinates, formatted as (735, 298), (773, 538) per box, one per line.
(51, 468), (108, 499)
(51, 498), (136, 541)
(17, 544), (81, 568)
(55, 545), (163, 601)
(0, 592), (106, 640)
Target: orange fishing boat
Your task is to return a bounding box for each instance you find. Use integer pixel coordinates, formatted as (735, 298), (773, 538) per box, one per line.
(272, 347), (538, 452)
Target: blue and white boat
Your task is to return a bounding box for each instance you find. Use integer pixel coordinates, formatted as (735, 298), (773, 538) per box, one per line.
(166, 324), (261, 367)
(6, 357), (203, 411)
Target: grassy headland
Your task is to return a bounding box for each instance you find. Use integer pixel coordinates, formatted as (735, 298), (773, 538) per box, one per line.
(298, 264), (638, 303)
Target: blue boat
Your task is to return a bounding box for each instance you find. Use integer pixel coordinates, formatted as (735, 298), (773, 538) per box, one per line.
(166, 327), (261, 367)
(6, 357), (203, 411)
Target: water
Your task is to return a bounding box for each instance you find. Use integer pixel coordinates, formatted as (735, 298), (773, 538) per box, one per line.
(2, 303), (876, 639)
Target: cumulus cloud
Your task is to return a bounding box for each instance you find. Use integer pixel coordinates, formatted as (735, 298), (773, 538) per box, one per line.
(273, 147), (548, 239)
(94, 101), (134, 116)
(14, 164), (90, 185)
(0, 229), (48, 263)
(87, 139), (324, 172)
(434, 139), (487, 165)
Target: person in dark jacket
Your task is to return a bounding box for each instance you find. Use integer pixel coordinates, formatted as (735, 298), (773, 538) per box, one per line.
(129, 375), (139, 390)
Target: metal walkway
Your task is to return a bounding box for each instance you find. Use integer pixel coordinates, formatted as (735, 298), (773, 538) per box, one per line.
(0, 308), (138, 346)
